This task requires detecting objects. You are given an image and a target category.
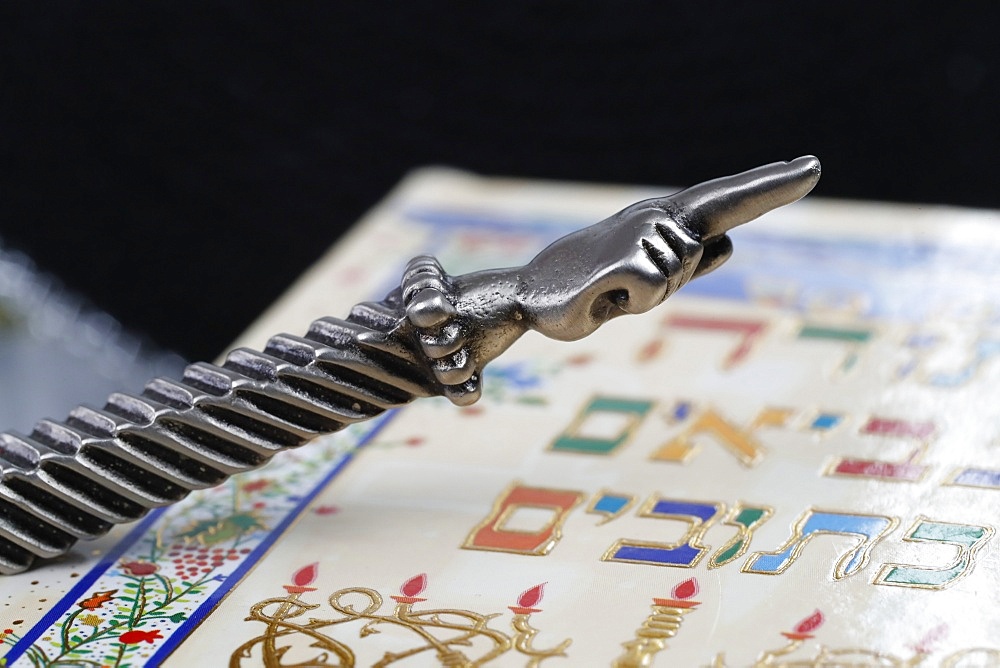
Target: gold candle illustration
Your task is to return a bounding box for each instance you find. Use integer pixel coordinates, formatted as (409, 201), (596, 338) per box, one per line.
(614, 577), (701, 667)
(508, 583), (572, 663)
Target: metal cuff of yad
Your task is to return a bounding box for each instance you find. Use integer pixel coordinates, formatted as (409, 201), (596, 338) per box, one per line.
(0, 156), (821, 574)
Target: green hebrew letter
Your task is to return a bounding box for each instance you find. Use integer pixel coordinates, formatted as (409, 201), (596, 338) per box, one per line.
(550, 396), (653, 455)
(709, 503), (773, 568)
(874, 517), (994, 590)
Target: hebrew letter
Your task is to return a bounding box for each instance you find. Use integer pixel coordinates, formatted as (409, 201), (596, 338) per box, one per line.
(550, 396), (653, 455)
(807, 412), (844, 432)
(860, 417), (935, 440)
(463, 483), (584, 556)
(825, 417), (936, 483)
(709, 503), (773, 569)
(603, 497), (724, 568)
(652, 408), (767, 466)
(587, 491), (636, 525)
(664, 314), (767, 368)
(797, 323), (873, 375)
(743, 509), (897, 579)
(875, 517), (995, 589)
(826, 448), (929, 483)
(898, 329), (1000, 387)
(946, 467), (1000, 490)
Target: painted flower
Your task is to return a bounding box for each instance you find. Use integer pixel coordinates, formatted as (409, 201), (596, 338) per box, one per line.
(118, 629), (163, 645)
(77, 590), (116, 610)
(489, 362), (542, 388)
(120, 560), (159, 577)
(242, 479), (270, 493)
(79, 614), (102, 627)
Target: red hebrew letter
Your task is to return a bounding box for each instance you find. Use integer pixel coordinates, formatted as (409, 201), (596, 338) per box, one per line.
(463, 483), (584, 556)
(665, 314), (767, 369)
(824, 416), (936, 483)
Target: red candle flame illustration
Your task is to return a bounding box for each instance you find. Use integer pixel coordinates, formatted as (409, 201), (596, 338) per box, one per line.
(284, 562), (319, 594)
(292, 563), (319, 588)
(794, 610), (824, 634)
(912, 623), (948, 654)
(653, 577), (701, 609)
(517, 583), (546, 609)
(782, 609), (824, 641)
(400, 573), (427, 598)
(509, 582), (546, 615)
(671, 577), (699, 601)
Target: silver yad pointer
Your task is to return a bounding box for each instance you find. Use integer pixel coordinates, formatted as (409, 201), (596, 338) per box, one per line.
(0, 157), (821, 574)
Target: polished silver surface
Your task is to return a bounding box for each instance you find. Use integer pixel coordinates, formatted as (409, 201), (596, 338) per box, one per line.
(0, 157), (820, 573)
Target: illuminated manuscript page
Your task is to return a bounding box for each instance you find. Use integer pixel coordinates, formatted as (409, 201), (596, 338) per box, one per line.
(2, 168), (999, 666)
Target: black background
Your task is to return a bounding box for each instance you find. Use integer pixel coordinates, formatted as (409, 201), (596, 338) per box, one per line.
(1, 3), (998, 361)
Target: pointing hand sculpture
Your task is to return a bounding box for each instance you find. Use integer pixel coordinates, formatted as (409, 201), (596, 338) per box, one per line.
(0, 157), (820, 573)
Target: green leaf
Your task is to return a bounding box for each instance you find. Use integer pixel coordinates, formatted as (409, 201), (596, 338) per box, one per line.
(174, 518), (223, 540)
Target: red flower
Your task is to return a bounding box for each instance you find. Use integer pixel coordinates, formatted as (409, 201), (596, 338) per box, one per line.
(242, 479), (270, 493)
(118, 629), (162, 645)
(77, 590), (116, 610)
(120, 560), (159, 577)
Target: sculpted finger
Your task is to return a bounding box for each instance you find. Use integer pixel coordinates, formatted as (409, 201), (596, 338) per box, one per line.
(668, 155), (821, 240)
(693, 235), (734, 277)
(401, 256), (450, 304)
(641, 217), (704, 299)
(418, 322), (466, 358)
(432, 348), (477, 385)
(406, 288), (457, 328)
(443, 375), (482, 406)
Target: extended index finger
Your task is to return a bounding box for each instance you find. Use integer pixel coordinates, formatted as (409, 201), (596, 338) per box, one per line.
(665, 156), (821, 240)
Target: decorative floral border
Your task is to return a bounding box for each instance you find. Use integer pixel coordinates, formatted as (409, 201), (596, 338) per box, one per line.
(2, 416), (393, 667)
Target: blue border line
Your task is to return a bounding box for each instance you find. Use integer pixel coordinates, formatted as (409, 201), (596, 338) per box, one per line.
(148, 411), (398, 664)
(5, 506), (168, 664)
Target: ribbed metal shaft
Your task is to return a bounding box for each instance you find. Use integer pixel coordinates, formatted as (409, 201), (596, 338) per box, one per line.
(0, 301), (428, 574)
